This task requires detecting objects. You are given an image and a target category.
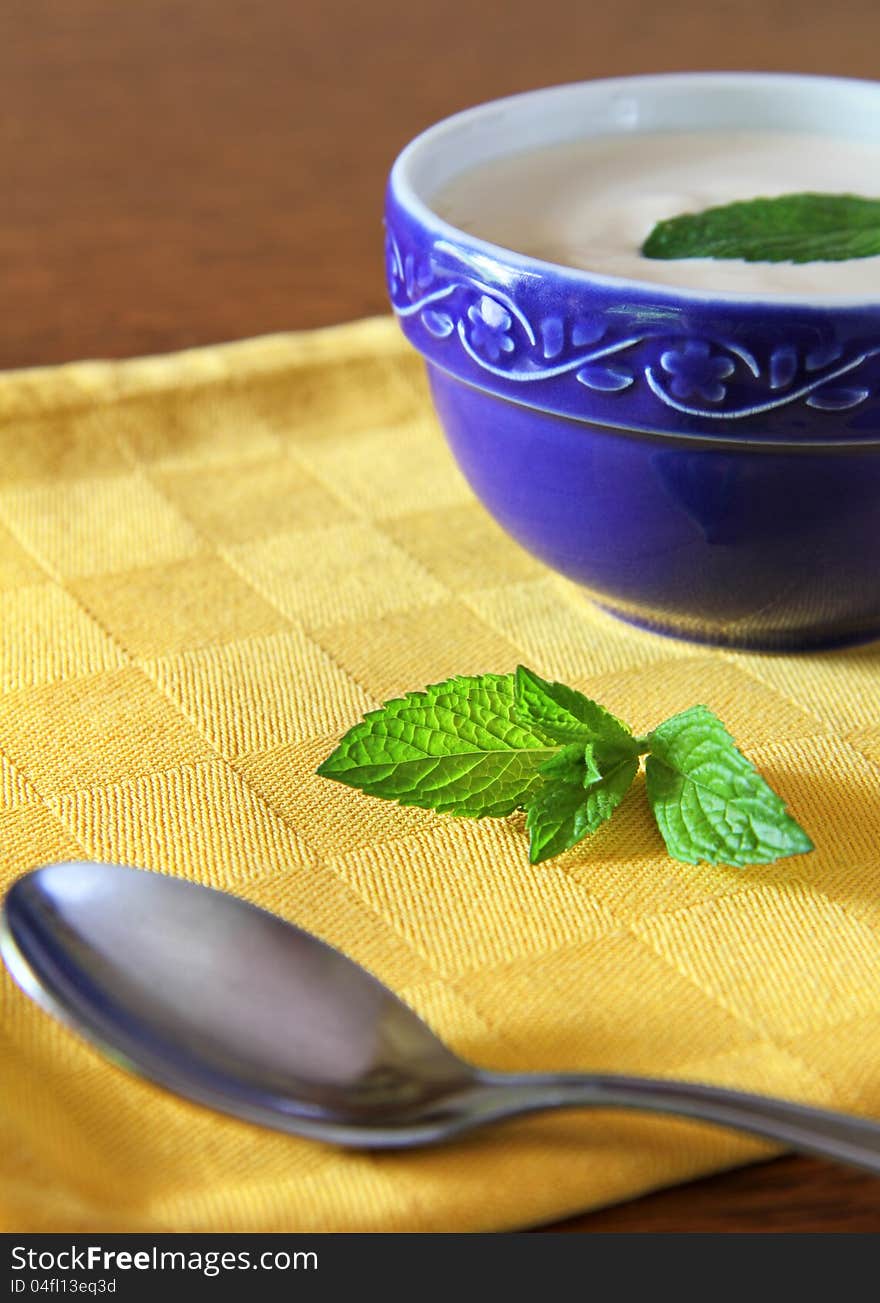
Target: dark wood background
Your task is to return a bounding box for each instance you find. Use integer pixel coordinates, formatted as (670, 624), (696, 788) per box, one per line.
(2, 0), (879, 1231)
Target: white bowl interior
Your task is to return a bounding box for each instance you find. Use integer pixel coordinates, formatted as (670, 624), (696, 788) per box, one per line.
(396, 73), (880, 207)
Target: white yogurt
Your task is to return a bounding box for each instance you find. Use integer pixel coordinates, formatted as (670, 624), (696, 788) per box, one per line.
(433, 129), (880, 296)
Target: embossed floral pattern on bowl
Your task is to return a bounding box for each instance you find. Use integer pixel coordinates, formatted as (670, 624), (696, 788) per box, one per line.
(385, 73), (880, 649)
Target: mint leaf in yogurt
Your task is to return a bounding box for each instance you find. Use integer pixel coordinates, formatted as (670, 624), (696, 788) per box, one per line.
(642, 193), (880, 264)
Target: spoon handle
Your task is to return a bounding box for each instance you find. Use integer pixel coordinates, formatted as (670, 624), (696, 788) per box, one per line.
(476, 1070), (880, 1175)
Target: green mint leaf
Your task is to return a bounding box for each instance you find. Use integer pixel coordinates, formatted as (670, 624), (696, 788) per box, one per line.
(317, 672), (561, 819)
(641, 193), (880, 264)
(644, 705), (814, 867)
(525, 744), (639, 865)
(514, 665), (635, 750)
(319, 669), (815, 870)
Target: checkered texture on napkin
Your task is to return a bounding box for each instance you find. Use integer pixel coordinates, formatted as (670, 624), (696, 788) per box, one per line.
(1, 318), (879, 1231)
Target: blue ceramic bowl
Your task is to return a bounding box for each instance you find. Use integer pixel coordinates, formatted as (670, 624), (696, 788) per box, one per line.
(385, 73), (880, 650)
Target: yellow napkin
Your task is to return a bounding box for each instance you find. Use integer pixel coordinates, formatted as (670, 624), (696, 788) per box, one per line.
(1, 317), (879, 1232)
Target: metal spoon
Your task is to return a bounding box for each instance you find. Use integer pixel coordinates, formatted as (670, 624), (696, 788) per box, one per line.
(3, 860), (880, 1173)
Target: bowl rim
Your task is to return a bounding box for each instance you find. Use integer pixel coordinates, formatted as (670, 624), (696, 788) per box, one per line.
(389, 70), (880, 310)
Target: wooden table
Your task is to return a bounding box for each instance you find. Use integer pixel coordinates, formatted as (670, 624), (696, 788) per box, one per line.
(2, 0), (878, 1232)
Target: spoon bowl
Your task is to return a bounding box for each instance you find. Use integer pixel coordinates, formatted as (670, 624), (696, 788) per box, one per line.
(0, 861), (484, 1146)
(5, 860), (880, 1173)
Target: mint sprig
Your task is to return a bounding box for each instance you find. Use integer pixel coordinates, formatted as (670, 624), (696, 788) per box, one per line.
(641, 193), (880, 264)
(318, 667), (813, 868)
